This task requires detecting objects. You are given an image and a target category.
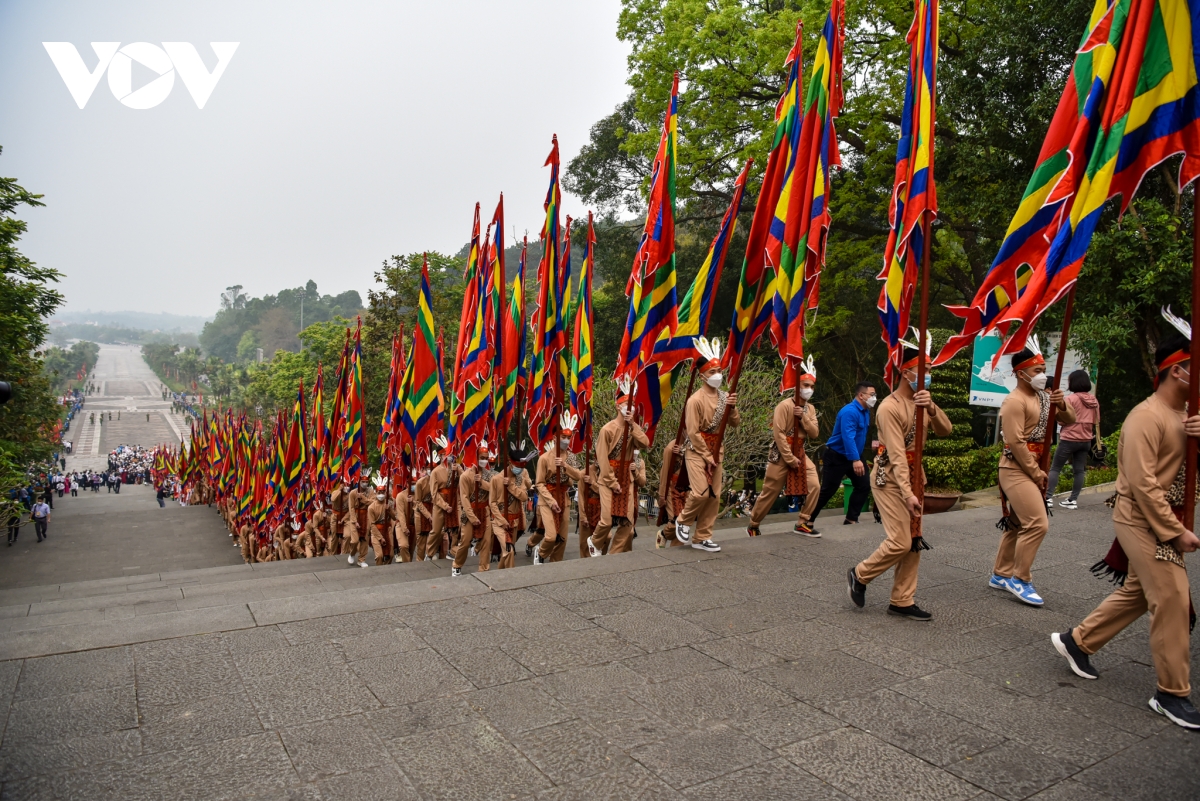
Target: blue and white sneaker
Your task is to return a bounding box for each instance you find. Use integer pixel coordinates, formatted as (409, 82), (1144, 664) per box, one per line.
(1007, 578), (1044, 607)
(988, 574), (1011, 591)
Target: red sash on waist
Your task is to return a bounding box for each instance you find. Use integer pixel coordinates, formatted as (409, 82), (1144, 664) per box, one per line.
(610, 459), (632, 517)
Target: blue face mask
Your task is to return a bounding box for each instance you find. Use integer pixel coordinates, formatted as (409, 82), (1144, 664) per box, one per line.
(908, 374), (931, 391)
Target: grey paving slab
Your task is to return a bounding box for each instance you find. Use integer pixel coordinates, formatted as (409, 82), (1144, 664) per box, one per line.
(0, 478), (1194, 800)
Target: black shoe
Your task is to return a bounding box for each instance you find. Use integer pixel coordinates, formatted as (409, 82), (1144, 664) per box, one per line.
(887, 603), (933, 621)
(847, 567), (866, 608)
(843, 518), (858, 525)
(1149, 691), (1200, 730)
(1051, 630), (1099, 680)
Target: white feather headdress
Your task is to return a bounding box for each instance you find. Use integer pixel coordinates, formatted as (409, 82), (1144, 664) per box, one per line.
(370, 471), (387, 490)
(1162, 306), (1192, 340)
(800, 355), (816, 378)
(560, 411), (578, 433)
(693, 336), (722, 366)
(898, 327), (933, 357)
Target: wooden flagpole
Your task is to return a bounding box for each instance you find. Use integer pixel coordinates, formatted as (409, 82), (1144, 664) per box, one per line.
(911, 216), (933, 524)
(1185, 201), (1200, 530)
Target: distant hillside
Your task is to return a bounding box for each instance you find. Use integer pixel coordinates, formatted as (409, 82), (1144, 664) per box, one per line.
(51, 309), (212, 333)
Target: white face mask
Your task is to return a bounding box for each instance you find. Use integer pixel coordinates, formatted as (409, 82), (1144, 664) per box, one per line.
(706, 373), (724, 388)
(511, 467), (524, 476)
(559, 439), (570, 449)
(633, 450), (640, 459)
(799, 387), (814, 400)
(1027, 372), (1049, 391)
(865, 395), (877, 408)
(478, 460), (489, 470)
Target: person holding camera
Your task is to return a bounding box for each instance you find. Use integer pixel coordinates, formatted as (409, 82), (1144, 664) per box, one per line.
(1046, 369), (1100, 510)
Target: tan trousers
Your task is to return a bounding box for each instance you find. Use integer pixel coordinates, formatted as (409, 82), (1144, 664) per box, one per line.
(1074, 502), (1191, 695)
(370, 528), (390, 566)
(347, 524), (368, 562)
(749, 459), (820, 527)
(432, 507), (454, 559)
(678, 452), (721, 543)
(995, 465), (1048, 582)
(394, 526), (412, 563)
(855, 484), (920, 606)
(589, 484), (635, 554)
(240, 533), (253, 563)
(491, 520), (516, 569)
(537, 504), (569, 562)
(578, 519), (594, 558)
(452, 518), (476, 569)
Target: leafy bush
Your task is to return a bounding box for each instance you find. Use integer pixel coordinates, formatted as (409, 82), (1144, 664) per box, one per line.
(923, 445), (1003, 494)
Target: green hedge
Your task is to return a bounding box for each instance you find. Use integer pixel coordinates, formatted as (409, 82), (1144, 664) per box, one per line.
(923, 445), (1003, 493)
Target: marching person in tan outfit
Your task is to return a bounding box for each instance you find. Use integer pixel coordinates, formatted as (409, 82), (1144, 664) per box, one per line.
(297, 513), (320, 558)
(1051, 320), (1200, 731)
(274, 519), (295, 560)
(992, 337), (1075, 606)
(748, 356), (822, 538)
(588, 382), (650, 557)
(535, 430), (584, 564)
(451, 443), (495, 576)
(846, 342), (952, 620)
(312, 497), (335, 557)
(577, 455), (601, 557)
(489, 442), (534, 570)
(345, 474), (372, 568)
(430, 437), (460, 561)
(330, 483), (349, 556)
(239, 520), (254, 563)
(675, 338), (739, 553)
(412, 467), (434, 561)
(393, 474), (415, 563)
(366, 474), (395, 566)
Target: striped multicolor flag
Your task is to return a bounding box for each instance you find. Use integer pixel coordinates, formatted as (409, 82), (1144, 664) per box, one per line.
(450, 204), (484, 449)
(937, 0), (1200, 363)
(724, 22), (805, 368)
(455, 198), (503, 463)
(282, 379), (308, 499)
(770, 1), (844, 392)
(877, 0), (937, 387)
(528, 137), (564, 448)
(342, 323), (366, 482)
(569, 213), (596, 452)
(325, 330), (350, 483)
(403, 254), (446, 467)
(617, 73), (680, 380)
(495, 234), (526, 445)
(651, 160), (752, 373)
(379, 326), (405, 467)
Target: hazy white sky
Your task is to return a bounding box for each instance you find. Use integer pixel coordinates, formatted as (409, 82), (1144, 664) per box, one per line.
(0, 0), (631, 317)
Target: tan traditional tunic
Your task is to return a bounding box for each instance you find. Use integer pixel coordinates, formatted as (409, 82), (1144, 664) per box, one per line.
(535, 450), (583, 561)
(452, 466), (494, 570)
(750, 397), (821, 527)
(856, 388), (952, 606)
(1075, 393), (1193, 695)
(995, 384), (1076, 582)
(489, 469), (531, 569)
(366, 497), (395, 565)
(678, 386), (741, 543)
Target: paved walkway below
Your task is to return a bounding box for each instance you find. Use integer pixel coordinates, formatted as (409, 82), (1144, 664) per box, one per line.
(0, 492), (1197, 800)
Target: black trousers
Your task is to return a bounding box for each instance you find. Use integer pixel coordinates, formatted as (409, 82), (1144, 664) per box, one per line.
(34, 519), (47, 541)
(810, 450), (872, 523)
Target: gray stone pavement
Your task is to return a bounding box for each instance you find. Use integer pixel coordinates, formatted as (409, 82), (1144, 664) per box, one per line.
(1, 491), (1198, 800)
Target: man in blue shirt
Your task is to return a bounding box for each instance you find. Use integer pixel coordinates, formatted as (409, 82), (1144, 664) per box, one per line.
(810, 381), (876, 525)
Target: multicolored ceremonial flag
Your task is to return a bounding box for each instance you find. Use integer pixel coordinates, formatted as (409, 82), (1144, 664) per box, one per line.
(877, 0), (938, 386)
(282, 379), (308, 499)
(617, 72), (679, 380)
(936, 0), (1200, 364)
(379, 326), (406, 472)
(770, 1), (844, 392)
(528, 136), (564, 448)
(450, 204), (484, 449)
(325, 330), (350, 483)
(402, 254), (446, 466)
(496, 236), (527, 445)
(342, 323), (366, 481)
(651, 160), (752, 373)
(569, 213), (596, 451)
(725, 22), (805, 368)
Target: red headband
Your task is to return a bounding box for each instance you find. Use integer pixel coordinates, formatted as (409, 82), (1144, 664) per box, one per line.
(615, 393), (631, 405)
(700, 358), (720, 372)
(800, 371), (816, 382)
(900, 354), (925, 371)
(1012, 353), (1046, 371)
(1155, 349), (1190, 387)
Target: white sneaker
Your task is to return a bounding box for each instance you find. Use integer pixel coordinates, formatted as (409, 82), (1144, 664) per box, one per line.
(347, 554), (355, 565)
(451, 567), (462, 578)
(468, 546), (477, 557)
(1059, 499), (1078, 509)
(533, 551), (544, 565)
(424, 555), (433, 562)
(675, 521), (692, 543)
(357, 560), (368, 568)
(692, 539), (720, 552)
(587, 538), (602, 558)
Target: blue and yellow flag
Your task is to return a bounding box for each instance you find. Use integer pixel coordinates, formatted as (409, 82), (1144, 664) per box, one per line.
(402, 255), (445, 467)
(877, 0), (937, 386)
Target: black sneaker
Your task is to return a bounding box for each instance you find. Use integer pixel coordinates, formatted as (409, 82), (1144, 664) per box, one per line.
(1051, 630), (1099, 680)
(847, 567), (866, 608)
(887, 603), (933, 621)
(1149, 691), (1200, 730)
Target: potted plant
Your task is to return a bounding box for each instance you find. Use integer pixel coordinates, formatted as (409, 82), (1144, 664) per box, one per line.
(923, 486), (962, 514)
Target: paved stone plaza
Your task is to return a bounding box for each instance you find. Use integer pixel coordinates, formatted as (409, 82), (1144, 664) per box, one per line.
(1, 477), (1198, 800)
